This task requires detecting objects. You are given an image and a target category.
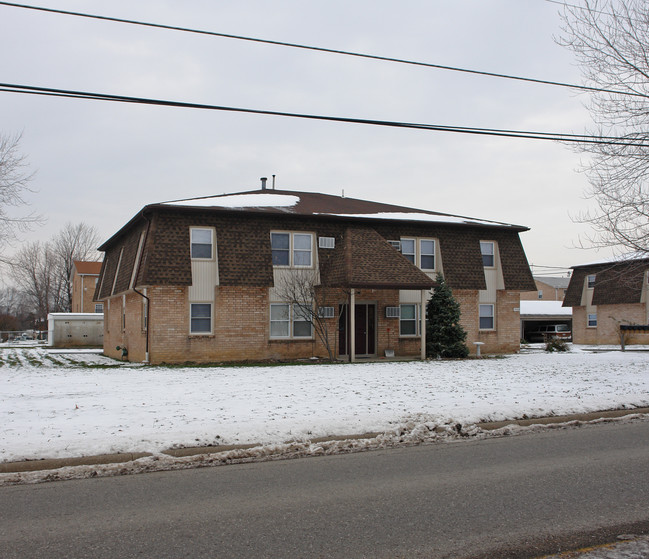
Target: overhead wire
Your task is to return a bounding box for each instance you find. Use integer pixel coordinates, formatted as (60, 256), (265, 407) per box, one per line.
(0, 1), (647, 99)
(2, 82), (648, 147)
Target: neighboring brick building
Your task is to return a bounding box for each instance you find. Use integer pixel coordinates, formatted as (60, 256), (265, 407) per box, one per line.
(563, 255), (649, 345)
(520, 276), (570, 301)
(95, 188), (536, 363)
(71, 261), (103, 313)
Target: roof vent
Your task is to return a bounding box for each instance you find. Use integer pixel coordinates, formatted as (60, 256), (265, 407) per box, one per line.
(260, 177), (267, 190)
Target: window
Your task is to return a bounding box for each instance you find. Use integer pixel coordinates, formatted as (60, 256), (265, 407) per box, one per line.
(587, 274), (596, 288)
(400, 304), (418, 336)
(399, 238), (435, 270)
(480, 242), (495, 267)
(292, 305), (312, 337)
(400, 238), (415, 264)
(538, 290), (543, 299)
(420, 239), (435, 270)
(191, 228), (213, 259)
(587, 313), (597, 327)
(479, 304), (494, 330)
(271, 232), (313, 267)
(270, 303), (313, 338)
(270, 303), (289, 337)
(121, 295), (126, 331)
(94, 303), (103, 313)
(293, 234), (312, 267)
(271, 233), (290, 266)
(190, 303), (212, 334)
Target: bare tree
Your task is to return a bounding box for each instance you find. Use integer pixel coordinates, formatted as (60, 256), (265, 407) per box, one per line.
(10, 241), (58, 324)
(51, 222), (102, 311)
(558, 0), (649, 254)
(275, 269), (337, 361)
(0, 132), (40, 258)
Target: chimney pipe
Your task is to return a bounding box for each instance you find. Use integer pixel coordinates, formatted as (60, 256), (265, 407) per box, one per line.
(260, 177), (267, 190)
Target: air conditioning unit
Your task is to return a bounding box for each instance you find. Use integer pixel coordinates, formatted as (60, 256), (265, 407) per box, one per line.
(318, 306), (335, 318)
(319, 237), (335, 249)
(385, 306), (400, 318)
(388, 240), (401, 251)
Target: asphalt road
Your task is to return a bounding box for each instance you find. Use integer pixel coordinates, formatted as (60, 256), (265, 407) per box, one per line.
(1, 420), (649, 559)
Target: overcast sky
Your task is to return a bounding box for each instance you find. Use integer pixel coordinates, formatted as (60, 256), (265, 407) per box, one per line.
(1, 0), (616, 275)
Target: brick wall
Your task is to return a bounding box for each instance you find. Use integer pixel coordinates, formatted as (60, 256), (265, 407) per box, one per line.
(520, 280), (567, 301)
(456, 289), (521, 355)
(572, 303), (649, 345)
(105, 285), (524, 363)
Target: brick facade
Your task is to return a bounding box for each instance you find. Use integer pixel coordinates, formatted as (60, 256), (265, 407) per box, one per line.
(571, 304), (649, 345)
(455, 289), (521, 355)
(97, 190), (535, 363)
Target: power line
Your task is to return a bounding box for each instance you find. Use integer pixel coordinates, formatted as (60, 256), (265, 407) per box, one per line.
(2, 82), (648, 147)
(1, 1), (647, 100)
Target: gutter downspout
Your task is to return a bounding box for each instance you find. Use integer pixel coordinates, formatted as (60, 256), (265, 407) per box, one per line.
(133, 211), (152, 363)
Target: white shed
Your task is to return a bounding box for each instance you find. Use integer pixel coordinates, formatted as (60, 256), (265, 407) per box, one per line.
(47, 313), (104, 348)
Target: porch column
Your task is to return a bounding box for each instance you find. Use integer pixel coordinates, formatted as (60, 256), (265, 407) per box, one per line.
(350, 288), (356, 363)
(420, 289), (427, 360)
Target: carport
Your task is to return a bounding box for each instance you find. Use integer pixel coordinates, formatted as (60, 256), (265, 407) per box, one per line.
(520, 301), (572, 342)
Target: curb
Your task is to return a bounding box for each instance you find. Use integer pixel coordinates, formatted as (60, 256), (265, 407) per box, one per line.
(2, 409), (647, 474)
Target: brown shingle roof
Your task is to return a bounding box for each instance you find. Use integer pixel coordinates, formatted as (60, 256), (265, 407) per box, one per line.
(154, 189), (529, 229)
(322, 228), (435, 290)
(563, 257), (649, 307)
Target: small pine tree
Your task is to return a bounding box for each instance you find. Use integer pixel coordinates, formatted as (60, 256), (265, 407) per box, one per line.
(426, 274), (469, 359)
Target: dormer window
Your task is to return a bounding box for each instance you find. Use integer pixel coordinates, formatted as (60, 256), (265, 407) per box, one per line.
(400, 238), (415, 264)
(191, 228), (213, 259)
(271, 232), (313, 267)
(399, 238), (436, 270)
(587, 274), (596, 288)
(480, 241), (495, 267)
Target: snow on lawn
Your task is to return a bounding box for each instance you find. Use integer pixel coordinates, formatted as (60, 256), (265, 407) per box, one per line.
(1, 346), (649, 463)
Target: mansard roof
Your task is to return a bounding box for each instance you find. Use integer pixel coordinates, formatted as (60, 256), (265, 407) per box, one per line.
(563, 255), (649, 307)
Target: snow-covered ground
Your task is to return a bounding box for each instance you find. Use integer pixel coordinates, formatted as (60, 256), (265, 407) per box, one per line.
(1, 345), (648, 465)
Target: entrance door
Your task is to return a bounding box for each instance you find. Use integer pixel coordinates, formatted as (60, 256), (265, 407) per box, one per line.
(338, 303), (376, 356)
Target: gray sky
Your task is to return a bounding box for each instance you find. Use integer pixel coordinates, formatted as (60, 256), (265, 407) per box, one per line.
(1, 0), (616, 275)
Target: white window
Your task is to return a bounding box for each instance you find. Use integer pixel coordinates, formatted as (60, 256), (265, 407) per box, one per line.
(292, 305), (312, 337)
(293, 234), (312, 267)
(271, 232), (313, 267)
(400, 238), (415, 264)
(190, 303), (212, 334)
(479, 304), (494, 330)
(400, 304), (418, 336)
(587, 274), (596, 289)
(270, 303), (289, 337)
(191, 228), (213, 259)
(94, 303), (103, 313)
(270, 303), (313, 338)
(480, 242), (495, 267)
(399, 238), (435, 270)
(538, 290), (543, 299)
(587, 313), (597, 327)
(420, 239), (435, 270)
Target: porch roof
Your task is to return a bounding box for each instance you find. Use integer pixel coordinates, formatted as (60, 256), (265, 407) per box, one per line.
(321, 228), (436, 290)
